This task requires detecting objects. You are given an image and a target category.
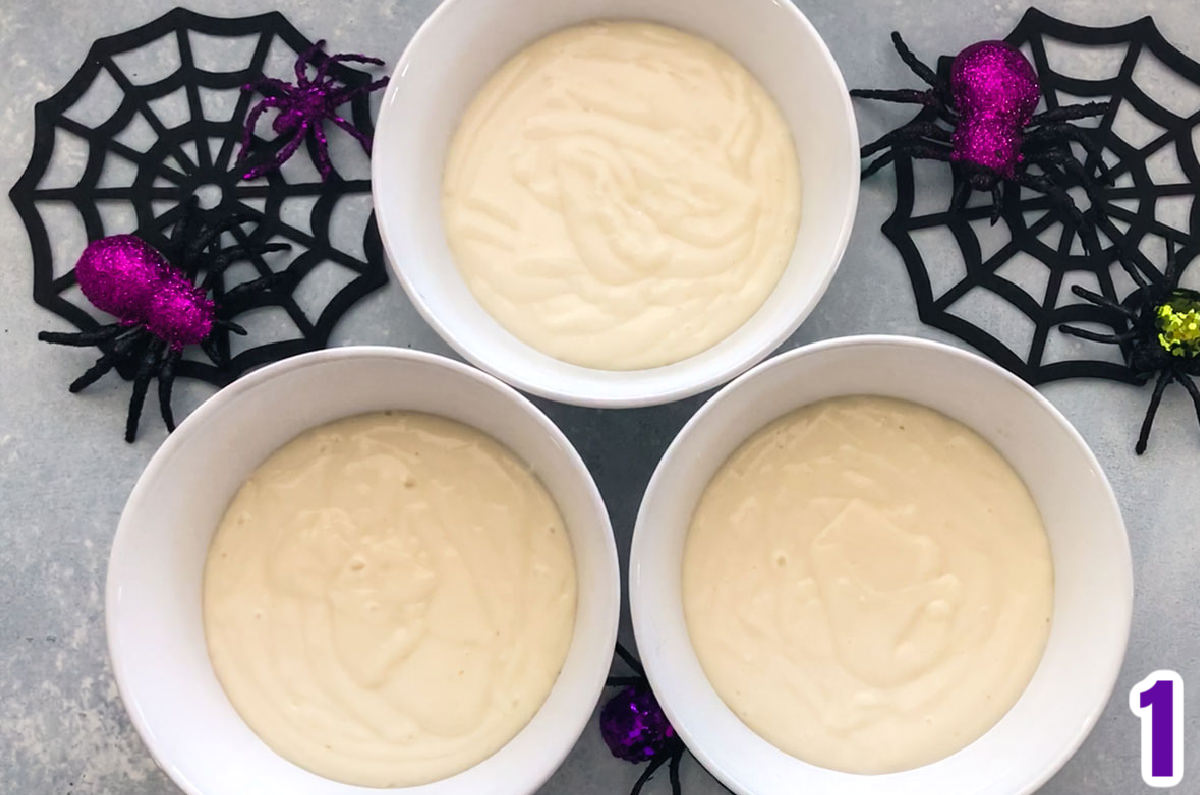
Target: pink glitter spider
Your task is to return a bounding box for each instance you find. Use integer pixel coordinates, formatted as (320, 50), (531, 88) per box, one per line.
(236, 39), (389, 181)
(853, 33), (1110, 226)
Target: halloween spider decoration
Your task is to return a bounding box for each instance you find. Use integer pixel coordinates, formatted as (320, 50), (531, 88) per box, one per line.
(853, 33), (1110, 224)
(236, 39), (389, 181)
(1061, 240), (1200, 454)
(38, 201), (291, 442)
(601, 643), (700, 795)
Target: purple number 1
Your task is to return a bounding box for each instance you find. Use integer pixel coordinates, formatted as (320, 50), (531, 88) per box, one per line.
(1130, 670), (1184, 788)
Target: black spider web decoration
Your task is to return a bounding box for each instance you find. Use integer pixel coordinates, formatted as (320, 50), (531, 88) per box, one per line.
(880, 8), (1200, 385)
(9, 7), (387, 387)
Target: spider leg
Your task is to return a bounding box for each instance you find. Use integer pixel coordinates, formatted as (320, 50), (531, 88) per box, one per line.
(1173, 369), (1200, 446)
(271, 123), (310, 165)
(1136, 370), (1173, 454)
(1090, 213), (1152, 288)
(214, 318), (247, 335)
(862, 141), (952, 179)
(328, 71), (389, 95)
(1025, 146), (1108, 198)
(328, 74), (390, 101)
(242, 124), (310, 181)
(1025, 125), (1111, 181)
(329, 114), (374, 153)
(248, 76), (293, 96)
(67, 331), (144, 392)
(157, 348), (181, 433)
(217, 241), (292, 266)
(125, 338), (164, 442)
(236, 96), (285, 167)
(1069, 284), (1138, 317)
(38, 323), (126, 347)
(1059, 324), (1137, 344)
(1164, 237), (1180, 287)
(1029, 141), (1113, 191)
(614, 643), (647, 677)
(296, 40), (327, 83)
(851, 87), (958, 125)
(312, 123), (335, 180)
(1014, 170), (1085, 228)
(850, 88), (936, 104)
(70, 355), (120, 392)
(153, 195), (199, 266)
(217, 270), (300, 316)
(164, 195), (201, 259)
(198, 242), (292, 293)
(861, 120), (951, 157)
(861, 150), (899, 179)
(951, 175), (972, 215)
(951, 161), (1004, 220)
(315, 52), (385, 82)
(1021, 149), (1111, 262)
(201, 335), (224, 366)
(184, 223), (249, 269)
(668, 749), (683, 795)
(197, 256), (228, 295)
(326, 77), (391, 111)
(889, 31), (939, 88)
(630, 756), (669, 795)
(205, 213), (266, 240)
(1030, 102), (1109, 126)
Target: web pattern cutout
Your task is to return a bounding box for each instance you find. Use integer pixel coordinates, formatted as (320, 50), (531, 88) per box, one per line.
(9, 8), (387, 386)
(881, 9), (1200, 385)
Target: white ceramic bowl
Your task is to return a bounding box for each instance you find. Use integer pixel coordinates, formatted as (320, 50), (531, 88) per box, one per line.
(630, 335), (1133, 795)
(372, 0), (859, 407)
(106, 347), (620, 795)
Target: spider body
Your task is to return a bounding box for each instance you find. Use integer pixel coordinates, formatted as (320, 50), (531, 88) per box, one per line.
(947, 41), (1039, 179)
(237, 39), (389, 181)
(38, 200), (291, 441)
(601, 644), (690, 795)
(1060, 241), (1200, 453)
(75, 236), (214, 349)
(853, 33), (1110, 223)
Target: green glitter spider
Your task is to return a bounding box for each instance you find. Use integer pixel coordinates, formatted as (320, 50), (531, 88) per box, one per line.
(1061, 240), (1200, 454)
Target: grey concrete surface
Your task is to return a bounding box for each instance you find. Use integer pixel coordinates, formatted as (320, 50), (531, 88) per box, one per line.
(1, 0), (1197, 792)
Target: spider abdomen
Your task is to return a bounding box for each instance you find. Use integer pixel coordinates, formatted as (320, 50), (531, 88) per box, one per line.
(1156, 289), (1200, 358)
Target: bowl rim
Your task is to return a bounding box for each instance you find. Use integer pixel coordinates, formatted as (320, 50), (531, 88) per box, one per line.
(370, 0), (861, 408)
(629, 333), (1133, 795)
(105, 345), (621, 795)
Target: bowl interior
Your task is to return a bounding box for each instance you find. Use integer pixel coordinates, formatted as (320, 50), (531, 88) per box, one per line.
(630, 336), (1132, 795)
(107, 348), (619, 795)
(372, 0), (859, 406)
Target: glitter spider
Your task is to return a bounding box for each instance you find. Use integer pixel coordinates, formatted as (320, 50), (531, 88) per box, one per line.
(600, 644), (694, 795)
(853, 33), (1111, 225)
(38, 200), (291, 442)
(236, 39), (389, 181)
(1060, 240), (1200, 454)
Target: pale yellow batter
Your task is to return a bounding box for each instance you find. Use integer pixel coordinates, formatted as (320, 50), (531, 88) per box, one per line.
(683, 396), (1053, 774)
(442, 21), (801, 370)
(203, 412), (577, 787)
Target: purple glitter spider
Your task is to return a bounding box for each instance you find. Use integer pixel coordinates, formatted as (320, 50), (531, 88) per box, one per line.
(38, 198), (291, 442)
(600, 644), (688, 795)
(236, 39), (389, 181)
(853, 33), (1110, 225)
